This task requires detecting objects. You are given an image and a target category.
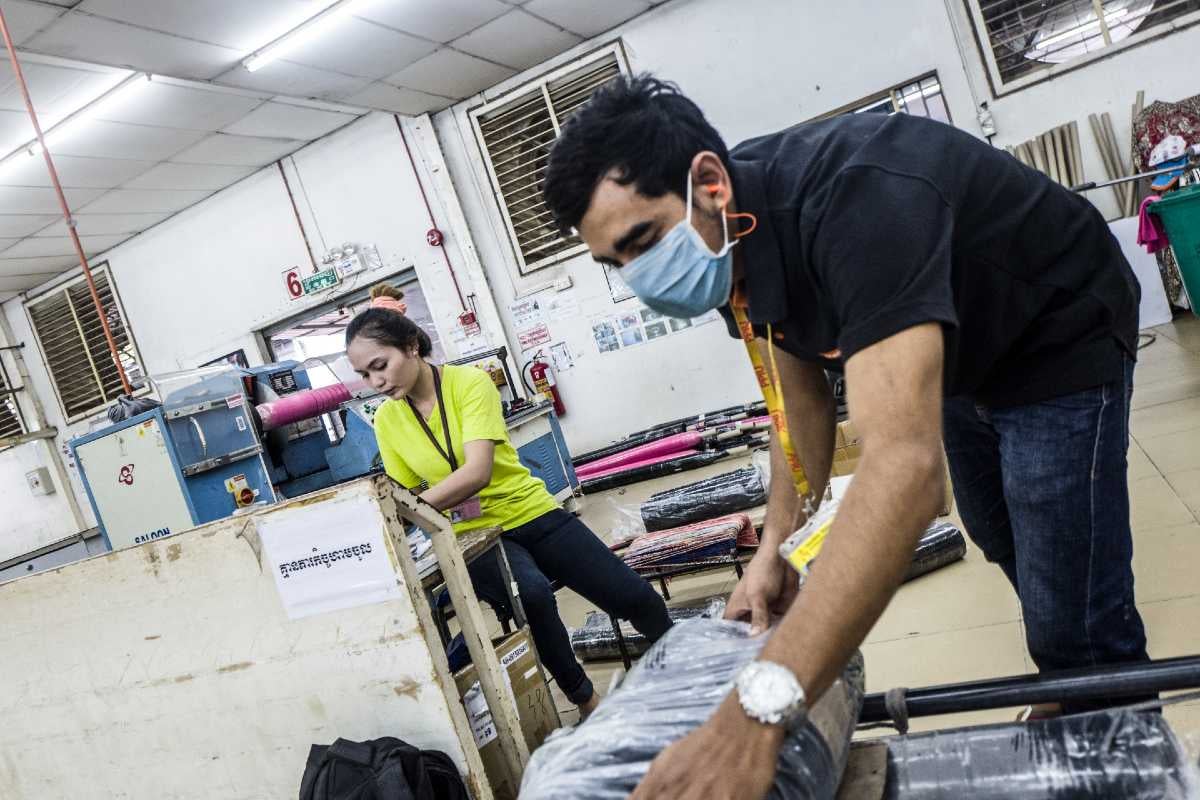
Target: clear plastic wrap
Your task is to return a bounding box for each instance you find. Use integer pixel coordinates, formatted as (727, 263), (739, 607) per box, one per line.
(522, 618), (865, 799)
(881, 708), (1199, 799)
(570, 597), (727, 662)
(639, 466), (767, 531)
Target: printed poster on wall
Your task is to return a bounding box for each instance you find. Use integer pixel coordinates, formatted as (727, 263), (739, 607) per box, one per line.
(590, 305), (707, 355)
(257, 494), (403, 620)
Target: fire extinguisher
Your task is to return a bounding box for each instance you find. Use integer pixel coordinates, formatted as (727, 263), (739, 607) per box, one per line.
(524, 352), (566, 417)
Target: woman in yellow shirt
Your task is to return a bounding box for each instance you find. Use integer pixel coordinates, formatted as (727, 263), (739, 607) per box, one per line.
(346, 284), (670, 716)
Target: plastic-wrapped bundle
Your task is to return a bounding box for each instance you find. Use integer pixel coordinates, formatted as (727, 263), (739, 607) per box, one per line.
(882, 708), (1197, 799)
(622, 515), (750, 570)
(571, 597), (727, 662)
(522, 618), (865, 799)
(640, 466), (767, 532)
(904, 522), (966, 582)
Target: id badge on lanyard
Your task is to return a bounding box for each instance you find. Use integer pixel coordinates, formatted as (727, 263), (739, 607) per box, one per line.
(730, 301), (833, 577)
(408, 367), (483, 524)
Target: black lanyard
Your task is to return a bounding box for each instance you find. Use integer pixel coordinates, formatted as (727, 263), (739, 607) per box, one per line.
(407, 366), (458, 471)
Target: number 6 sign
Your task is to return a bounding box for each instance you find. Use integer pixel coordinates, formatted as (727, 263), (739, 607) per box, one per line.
(283, 267), (304, 300)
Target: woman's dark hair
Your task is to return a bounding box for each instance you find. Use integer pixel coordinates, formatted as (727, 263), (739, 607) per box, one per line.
(543, 73), (729, 235)
(345, 283), (433, 357)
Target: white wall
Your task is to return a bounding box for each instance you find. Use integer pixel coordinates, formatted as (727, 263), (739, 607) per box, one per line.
(434, 0), (1200, 455)
(0, 112), (508, 556)
(433, 0), (982, 454)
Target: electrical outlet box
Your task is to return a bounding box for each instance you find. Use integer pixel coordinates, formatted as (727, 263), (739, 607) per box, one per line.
(26, 466), (55, 496)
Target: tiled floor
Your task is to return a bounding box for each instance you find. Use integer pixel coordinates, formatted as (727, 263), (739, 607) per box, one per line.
(552, 315), (1200, 740)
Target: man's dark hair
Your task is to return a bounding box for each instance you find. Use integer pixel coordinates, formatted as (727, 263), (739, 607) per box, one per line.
(543, 74), (729, 235)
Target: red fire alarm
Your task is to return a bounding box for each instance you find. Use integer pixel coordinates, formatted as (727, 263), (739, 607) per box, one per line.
(426, 228), (444, 247)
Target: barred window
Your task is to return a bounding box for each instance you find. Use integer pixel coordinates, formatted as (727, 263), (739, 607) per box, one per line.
(25, 265), (145, 422)
(471, 46), (626, 276)
(966, 0), (1200, 91)
(828, 73), (951, 123)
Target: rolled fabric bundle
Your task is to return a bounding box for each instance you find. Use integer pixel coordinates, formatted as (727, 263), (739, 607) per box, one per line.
(522, 619), (864, 799)
(881, 708), (1193, 799)
(255, 383), (352, 430)
(640, 466), (767, 531)
(570, 596), (727, 662)
(576, 449), (701, 482)
(579, 451), (725, 494)
(575, 432), (704, 478)
(904, 522), (967, 582)
(622, 515), (746, 570)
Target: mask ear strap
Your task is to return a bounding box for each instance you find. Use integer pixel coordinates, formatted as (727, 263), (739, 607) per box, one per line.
(702, 182), (757, 240)
(727, 211), (758, 239)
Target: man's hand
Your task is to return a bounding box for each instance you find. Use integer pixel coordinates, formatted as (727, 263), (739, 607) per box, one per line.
(725, 547), (799, 635)
(629, 695), (783, 800)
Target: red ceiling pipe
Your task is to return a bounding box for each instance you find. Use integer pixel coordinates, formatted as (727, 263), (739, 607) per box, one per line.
(393, 114), (468, 314)
(0, 8), (132, 394)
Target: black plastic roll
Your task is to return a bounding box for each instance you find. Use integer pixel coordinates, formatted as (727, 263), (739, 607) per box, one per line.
(903, 522), (966, 582)
(640, 466), (767, 532)
(573, 401), (766, 467)
(882, 709), (1194, 799)
(570, 598), (727, 662)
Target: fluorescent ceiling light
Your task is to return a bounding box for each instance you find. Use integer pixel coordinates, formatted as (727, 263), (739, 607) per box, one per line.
(0, 73), (149, 178)
(243, 0), (374, 72)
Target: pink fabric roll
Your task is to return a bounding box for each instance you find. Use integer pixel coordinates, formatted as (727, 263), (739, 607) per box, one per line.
(256, 383), (352, 430)
(575, 432), (704, 477)
(575, 449), (700, 481)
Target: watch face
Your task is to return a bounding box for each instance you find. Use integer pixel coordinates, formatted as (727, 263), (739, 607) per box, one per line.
(739, 661), (805, 720)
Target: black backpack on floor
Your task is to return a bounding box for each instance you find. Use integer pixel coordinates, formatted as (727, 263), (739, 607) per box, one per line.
(299, 737), (470, 800)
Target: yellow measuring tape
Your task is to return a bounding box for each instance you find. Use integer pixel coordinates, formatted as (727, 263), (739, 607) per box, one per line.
(731, 296), (831, 574)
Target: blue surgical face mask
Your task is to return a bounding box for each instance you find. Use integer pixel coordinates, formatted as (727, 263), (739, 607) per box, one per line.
(619, 176), (735, 319)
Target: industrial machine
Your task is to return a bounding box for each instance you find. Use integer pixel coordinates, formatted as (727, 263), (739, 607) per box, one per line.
(70, 354), (579, 551)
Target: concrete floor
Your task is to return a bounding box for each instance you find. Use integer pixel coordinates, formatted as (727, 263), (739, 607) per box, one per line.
(549, 315), (1200, 744)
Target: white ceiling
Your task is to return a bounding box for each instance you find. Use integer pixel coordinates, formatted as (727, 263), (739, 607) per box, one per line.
(14, 0), (660, 113)
(0, 0), (664, 302)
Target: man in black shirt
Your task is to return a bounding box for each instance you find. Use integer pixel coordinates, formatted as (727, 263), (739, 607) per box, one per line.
(543, 76), (1147, 799)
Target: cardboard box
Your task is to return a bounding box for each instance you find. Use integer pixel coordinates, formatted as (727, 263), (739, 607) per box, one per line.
(454, 628), (558, 800)
(829, 420), (954, 516)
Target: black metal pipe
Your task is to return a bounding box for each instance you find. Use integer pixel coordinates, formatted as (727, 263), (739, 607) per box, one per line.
(860, 655), (1200, 723)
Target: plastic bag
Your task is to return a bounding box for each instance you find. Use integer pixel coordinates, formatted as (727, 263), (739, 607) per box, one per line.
(904, 522), (966, 582)
(639, 466), (767, 531)
(522, 617), (865, 799)
(570, 596), (727, 662)
(881, 707), (1198, 799)
(106, 394), (161, 424)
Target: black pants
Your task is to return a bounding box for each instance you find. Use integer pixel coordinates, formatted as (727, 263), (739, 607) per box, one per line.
(467, 509), (671, 704)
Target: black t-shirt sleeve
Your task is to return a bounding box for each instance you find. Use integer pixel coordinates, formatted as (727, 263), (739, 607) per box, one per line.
(811, 166), (959, 360)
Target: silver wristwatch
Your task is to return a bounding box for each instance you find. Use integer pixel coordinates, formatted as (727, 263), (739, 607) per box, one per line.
(734, 661), (808, 728)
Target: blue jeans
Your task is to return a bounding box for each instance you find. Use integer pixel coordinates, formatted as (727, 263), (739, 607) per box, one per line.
(467, 509), (671, 705)
(943, 357), (1149, 711)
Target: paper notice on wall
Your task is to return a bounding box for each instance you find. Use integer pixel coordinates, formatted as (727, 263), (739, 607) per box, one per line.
(544, 295), (581, 322)
(257, 494), (403, 620)
(449, 323), (491, 357)
(550, 341), (574, 371)
(518, 323), (552, 351)
(510, 296), (554, 352)
(510, 297), (545, 330)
